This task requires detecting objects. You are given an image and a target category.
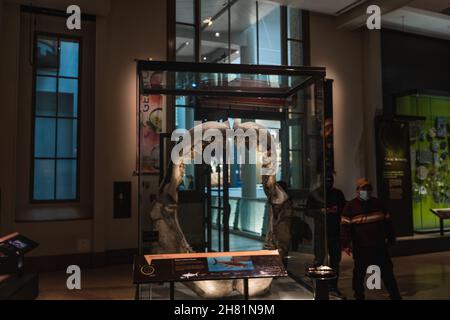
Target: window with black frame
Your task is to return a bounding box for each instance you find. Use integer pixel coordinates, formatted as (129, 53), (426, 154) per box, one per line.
(174, 0), (307, 66)
(172, 0), (310, 191)
(31, 35), (80, 201)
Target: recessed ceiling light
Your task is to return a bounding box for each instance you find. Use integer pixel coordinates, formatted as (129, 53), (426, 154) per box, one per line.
(215, 32), (220, 37)
(203, 17), (213, 26)
(185, 41), (190, 45)
(203, 56), (207, 61)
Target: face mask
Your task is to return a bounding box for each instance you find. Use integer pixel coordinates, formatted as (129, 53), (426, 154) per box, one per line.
(359, 190), (370, 201)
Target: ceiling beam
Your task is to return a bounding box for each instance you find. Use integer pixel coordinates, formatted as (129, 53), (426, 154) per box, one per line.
(336, 0), (414, 29)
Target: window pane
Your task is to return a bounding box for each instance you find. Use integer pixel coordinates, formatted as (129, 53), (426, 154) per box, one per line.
(59, 40), (79, 78)
(36, 37), (58, 76)
(176, 0), (194, 24)
(289, 124), (302, 150)
(35, 76), (57, 116)
(288, 7), (302, 40)
(201, 0), (229, 63)
(56, 160), (77, 200)
(34, 159), (55, 200)
(57, 119), (78, 158)
(175, 105), (195, 129)
(58, 78), (78, 117)
(258, 2), (281, 65)
(230, 0), (257, 64)
(289, 150), (303, 189)
(288, 40), (303, 66)
(176, 24), (196, 62)
(34, 118), (56, 157)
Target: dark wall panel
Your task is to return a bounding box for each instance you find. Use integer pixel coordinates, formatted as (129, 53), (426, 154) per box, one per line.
(381, 30), (450, 114)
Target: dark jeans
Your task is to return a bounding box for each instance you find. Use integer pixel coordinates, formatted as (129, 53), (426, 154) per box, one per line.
(315, 236), (341, 289)
(352, 247), (401, 300)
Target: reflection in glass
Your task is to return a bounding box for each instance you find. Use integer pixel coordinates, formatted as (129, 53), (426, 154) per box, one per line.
(176, 0), (194, 24)
(176, 24), (196, 62)
(164, 70), (310, 93)
(58, 78), (78, 117)
(36, 37), (58, 76)
(56, 159), (77, 199)
(230, 0), (257, 64)
(289, 150), (303, 189)
(201, 0), (229, 63)
(258, 2), (281, 65)
(34, 159), (55, 200)
(57, 119), (78, 158)
(288, 7), (302, 40)
(34, 118), (56, 158)
(289, 124), (302, 149)
(35, 76), (57, 116)
(288, 40), (303, 66)
(59, 41), (79, 78)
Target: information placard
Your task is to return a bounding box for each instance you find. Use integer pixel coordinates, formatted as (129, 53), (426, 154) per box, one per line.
(133, 250), (287, 284)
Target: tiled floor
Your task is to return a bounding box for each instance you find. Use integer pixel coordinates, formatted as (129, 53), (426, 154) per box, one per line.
(37, 264), (313, 300)
(338, 251), (450, 300)
(36, 233), (450, 300)
(137, 277), (313, 300)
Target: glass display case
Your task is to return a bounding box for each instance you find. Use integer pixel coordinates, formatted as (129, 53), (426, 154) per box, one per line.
(395, 90), (450, 233)
(136, 61), (331, 299)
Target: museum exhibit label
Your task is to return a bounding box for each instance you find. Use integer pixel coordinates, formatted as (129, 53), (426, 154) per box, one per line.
(133, 250), (287, 284)
(376, 118), (414, 236)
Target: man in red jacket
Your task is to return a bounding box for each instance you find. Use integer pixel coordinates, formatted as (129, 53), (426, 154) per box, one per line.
(341, 178), (401, 300)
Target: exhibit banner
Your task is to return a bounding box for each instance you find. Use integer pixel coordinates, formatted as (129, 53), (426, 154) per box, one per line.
(138, 71), (165, 174)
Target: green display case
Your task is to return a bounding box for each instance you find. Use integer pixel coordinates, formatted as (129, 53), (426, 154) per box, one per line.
(396, 91), (450, 232)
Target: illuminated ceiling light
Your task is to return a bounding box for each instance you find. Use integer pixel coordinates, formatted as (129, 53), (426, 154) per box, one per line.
(185, 41), (190, 46)
(215, 32), (220, 37)
(203, 17), (213, 26)
(203, 56), (207, 61)
(235, 50), (239, 54)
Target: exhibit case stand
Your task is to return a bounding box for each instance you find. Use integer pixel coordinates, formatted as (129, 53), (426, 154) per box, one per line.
(0, 233), (39, 300)
(134, 61), (331, 300)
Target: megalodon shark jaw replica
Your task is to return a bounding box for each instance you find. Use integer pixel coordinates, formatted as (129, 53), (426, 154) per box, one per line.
(148, 121), (291, 298)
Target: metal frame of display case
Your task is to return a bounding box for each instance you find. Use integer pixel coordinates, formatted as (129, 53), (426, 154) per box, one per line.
(135, 60), (329, 299)
(137, 60), (325, 98)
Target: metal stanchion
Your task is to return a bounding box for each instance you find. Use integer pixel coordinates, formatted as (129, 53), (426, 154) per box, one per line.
(306, 266), (336, 300)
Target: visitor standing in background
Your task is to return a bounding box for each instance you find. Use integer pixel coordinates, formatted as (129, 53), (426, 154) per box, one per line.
(341, 178), (402, 300)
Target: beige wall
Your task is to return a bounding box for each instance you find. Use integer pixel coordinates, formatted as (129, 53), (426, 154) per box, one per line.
(0, 0), (166, 256)
(0, 3), (382, 256)
(310, 13), (381, 199)
(95, 0), (166, 252)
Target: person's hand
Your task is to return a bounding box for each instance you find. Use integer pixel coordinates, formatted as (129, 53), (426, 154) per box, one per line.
(343, 247), (352, 256)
